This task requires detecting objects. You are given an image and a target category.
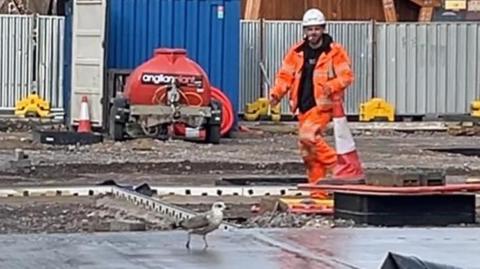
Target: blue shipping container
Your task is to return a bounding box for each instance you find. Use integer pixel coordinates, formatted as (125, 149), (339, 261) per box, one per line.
(106, 0), (241, 114)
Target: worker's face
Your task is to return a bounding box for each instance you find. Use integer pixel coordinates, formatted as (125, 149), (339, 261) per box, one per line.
(305, 25), (325, 45)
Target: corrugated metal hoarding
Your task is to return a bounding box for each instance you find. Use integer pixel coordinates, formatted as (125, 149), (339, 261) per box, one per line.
(375, 22), (480, 115)
(0, 14), (64, 115)
(239, 20), (261, 114)
(37, 16), (65, 115)
(262, 20), (302, 116)
(241, 20), (373, 116)
(106, 0), (241, 113)
(328, 21), (373, 115)
(0, 15), (33, 112)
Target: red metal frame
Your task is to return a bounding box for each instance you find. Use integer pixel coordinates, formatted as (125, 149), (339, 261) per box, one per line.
(297, 183), (480, 195)
(288, 204), (333, 214)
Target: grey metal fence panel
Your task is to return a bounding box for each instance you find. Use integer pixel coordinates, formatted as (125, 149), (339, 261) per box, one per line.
(328, 22), (373, 116)
(375, 22), (480, 115)
(0, 15), (33, 112)
(262, 20), (373, 116)
(0, 14), (64, 116)
(263, 21), (301, 116)
(239, 20), (262, 113)
(37, 15), (65, 115)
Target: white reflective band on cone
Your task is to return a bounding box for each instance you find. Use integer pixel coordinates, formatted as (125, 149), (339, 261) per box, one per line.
(80, 102), (90, 120)
(333, 117), (356, 154)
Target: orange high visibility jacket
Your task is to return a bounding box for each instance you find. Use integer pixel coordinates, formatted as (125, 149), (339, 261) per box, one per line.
(270, 40), (354, 114)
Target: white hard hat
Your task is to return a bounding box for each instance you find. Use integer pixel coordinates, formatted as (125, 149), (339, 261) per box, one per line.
(302, 8), (326, 27)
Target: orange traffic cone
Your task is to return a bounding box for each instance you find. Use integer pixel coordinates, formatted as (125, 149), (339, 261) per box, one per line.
(331, 94), (365, 182)
(77, 96), (92, 133)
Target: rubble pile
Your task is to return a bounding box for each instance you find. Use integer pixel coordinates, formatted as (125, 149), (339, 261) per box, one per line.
(242, 212), (356, 229)
(0, 196), (175, 234)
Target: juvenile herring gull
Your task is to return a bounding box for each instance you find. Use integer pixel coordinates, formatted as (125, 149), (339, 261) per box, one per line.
(178, 201), (227, 249)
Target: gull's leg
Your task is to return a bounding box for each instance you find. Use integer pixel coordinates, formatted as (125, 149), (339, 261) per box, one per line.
(202, 234), (208, 250)
(186, 233), (191, 249)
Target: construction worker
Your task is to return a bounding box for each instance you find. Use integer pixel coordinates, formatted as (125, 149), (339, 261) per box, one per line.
(269, 8), (355, 198)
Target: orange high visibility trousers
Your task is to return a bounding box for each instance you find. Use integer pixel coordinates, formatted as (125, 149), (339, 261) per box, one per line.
(297, 107), (337, 198)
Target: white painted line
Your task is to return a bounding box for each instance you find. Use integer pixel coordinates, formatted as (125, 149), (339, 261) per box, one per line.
(0, 185), (308, 198)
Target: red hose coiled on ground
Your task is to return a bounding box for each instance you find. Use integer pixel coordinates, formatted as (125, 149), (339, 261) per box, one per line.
(211, 86), (234, 137)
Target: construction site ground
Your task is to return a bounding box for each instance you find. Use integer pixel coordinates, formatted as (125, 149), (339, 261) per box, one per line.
(0, 121), (480, 186)
(1, 120), (480, 268)
(0, 121), (479, 233)
(0, 194), (362, 235)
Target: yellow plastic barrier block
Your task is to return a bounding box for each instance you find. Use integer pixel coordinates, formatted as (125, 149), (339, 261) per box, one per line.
(15, 92), (52, 118)
(359, 98), (395, 122)
(470, 100), (480, 117)
(244, 97), (281, 122)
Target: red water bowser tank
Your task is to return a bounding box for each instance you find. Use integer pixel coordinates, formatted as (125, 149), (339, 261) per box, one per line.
(124, 48), (212, 107)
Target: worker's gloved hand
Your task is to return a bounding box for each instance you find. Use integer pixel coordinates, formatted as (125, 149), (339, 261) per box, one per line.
(324, 85), (332, 97)
(269, 94), (280, 107)
(331, 91), (345, 102)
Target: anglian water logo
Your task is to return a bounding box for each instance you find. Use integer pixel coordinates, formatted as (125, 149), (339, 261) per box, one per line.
(141, 73), (200, 86)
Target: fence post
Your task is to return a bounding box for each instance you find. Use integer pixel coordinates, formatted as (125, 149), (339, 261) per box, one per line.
(370, 19), (376, 100)
(259, 18), (266, 98)
(31, 13), (38, 96)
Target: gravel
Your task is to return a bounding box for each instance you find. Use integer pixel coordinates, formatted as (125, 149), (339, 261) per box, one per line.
(0, 195), (478, 234)
(242, 212), (355, 229)
(0, 196), (176, 234)
(0, 198), (353, 233)
(0, 122), (479, 234)
(0, 130), (480, 185)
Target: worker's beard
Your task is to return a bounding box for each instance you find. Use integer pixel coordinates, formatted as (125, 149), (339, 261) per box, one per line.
(308, 34), (323, 48)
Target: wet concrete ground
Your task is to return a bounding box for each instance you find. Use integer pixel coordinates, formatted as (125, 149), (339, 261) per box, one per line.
(0, 228), (479, 269)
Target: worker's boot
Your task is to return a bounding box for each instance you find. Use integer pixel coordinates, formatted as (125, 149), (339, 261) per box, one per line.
(308, 165), (334, 199)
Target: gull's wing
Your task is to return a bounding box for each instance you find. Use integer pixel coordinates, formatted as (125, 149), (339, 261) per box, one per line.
(179, 213), (211, 230)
